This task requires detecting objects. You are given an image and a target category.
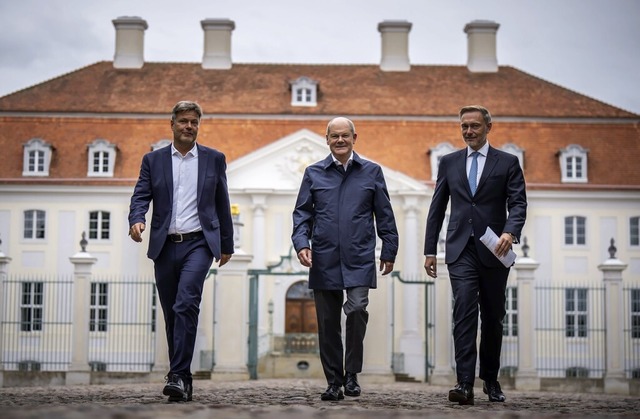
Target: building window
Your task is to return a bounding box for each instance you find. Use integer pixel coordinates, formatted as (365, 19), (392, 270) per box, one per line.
(290, 76), (318, 107)
(90, 282), (109, 332)
(22, 138), (53, 177)
(151, 139), (171, 151)
(630, 217), (640, 247)
(89, 211), (110, 240)
(503, 286), (518, 337)
(20, 282), (43, 332)
(565, 366), (589, 378)
(89, 361), (107, 372)
(564, 216), (586, 245)
(18, 361), (41, 371)
(631, 289), (640, 339)
(429, 143), (456, 181)
(23, 210), (46, 240)
(500, 143), (524, 170)
(565, 288), (588, 338)
(87, 139), (117, 177)
(558, 144), (588, 183)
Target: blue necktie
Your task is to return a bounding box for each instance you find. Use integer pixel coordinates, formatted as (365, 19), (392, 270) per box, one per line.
(469, 152), (479, 195)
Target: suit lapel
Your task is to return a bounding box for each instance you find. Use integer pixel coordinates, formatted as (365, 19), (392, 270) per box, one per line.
(456, 149), (472, 195)
(477, 146), (498, 193)
(197, 144), (208, 204)
(162, 146), (173, 202)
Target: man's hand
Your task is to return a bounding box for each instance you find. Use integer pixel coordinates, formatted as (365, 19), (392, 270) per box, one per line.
(424, 256), (437, 278)
(495, 233), (513, 258)
(218, 254), (232, 267)
(129, 223), (145, 243)
(379, 260), (394, 275)
(297, 248), (312, 267)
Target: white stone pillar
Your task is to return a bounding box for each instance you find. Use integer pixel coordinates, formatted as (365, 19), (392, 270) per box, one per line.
(430, 249), (455, 385)
(211, 251), (253, 381)
(398, 195), (424, 379)
(0, 248), (11, 388)
(67, 238), (97, 385)
(513, 242), (541, 391)
(152, 289), (170, 379)
(362, 272), (395, 383)
(599, 239), (629, 395)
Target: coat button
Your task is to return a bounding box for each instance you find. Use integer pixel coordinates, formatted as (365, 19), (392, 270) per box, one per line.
(468, 219), (473, 223)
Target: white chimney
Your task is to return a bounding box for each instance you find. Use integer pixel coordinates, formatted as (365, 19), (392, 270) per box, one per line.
(378, 20), (412, 72)
(112, 16), (148, 69)
(464, 20), (500, 73)
(201, 18), (235, 70)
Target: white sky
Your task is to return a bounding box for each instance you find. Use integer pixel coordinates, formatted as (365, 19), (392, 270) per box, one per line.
(0, 0), (638, 114)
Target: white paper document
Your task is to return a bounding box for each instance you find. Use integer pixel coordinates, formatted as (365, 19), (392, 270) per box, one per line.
(479, 227), (517, 268)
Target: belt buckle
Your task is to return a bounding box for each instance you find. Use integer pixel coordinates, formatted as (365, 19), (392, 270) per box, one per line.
(173, 233), (183, 243)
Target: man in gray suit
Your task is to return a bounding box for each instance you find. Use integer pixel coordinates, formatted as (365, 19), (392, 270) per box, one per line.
(424, 105), (527, 405)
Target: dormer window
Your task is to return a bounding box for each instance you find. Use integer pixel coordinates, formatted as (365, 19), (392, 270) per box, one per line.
(429, 142), (456, 181)
(23, 138), (53, 177)
(501, 143), (524, 170)
(290, 76), (318, 107)
(151, 139), (172, 151)
(87, 139), (117, 177)
(559, 144), (588, 183)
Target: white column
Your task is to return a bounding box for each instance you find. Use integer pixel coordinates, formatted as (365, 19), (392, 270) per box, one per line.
(68, 244), (97, 385)
(430, 252), (455, 385)
(513, 247), (541, 390)
(0, 250), (11, 387)
(599, 240), (629, 395)
(397, 195), (424, 380)
(211, 251), (253, 381)
(250, 194), (268, 270)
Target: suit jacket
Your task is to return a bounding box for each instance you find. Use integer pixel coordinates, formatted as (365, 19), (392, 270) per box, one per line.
(128, 143), (234, 261)
(424, 145), (526, 267)
(292, 152), (399, 290)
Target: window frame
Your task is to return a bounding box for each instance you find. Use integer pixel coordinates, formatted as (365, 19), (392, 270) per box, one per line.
(630, 216), (639, 247)
(87, 139), (117, 177)
(290, 76), (318, 107)
(88, 210), (111, 241)
(89, 282), (109, 332)
(564, 215), (586, 246)
(565, 288), (588, 338)
(559, 144), (589, 183)
(20, 281), (44, 332)
(23, 209), (46, 240)
(22, 138), (53, 177)
(429, 142), (456, 181)
(503, 286), (518, 337)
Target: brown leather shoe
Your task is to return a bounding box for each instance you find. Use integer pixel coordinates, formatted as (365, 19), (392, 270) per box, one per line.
(448, 382), (474, 405)
(483, 380), (506, 402)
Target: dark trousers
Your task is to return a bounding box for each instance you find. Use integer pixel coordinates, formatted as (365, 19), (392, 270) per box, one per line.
(153, 236), (213, 382)
(314, 287), (369, 386)
(447, 239), (508, 385)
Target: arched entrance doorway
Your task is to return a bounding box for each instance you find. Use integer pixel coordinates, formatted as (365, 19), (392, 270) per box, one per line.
(284, 280), (318, 354)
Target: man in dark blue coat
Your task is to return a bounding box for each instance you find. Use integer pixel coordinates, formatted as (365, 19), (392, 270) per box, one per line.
(424, 105), (527, 405)
(292, 117), (399, 401)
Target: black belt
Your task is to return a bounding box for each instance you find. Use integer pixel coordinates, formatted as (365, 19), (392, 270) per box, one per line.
(168, 231), (204, 243)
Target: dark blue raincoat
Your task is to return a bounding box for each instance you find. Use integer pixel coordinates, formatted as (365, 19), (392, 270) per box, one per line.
(291, 153), (399, 290)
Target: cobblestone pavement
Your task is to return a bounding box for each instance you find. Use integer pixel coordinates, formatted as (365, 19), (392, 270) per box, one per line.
(0, 378), (639, 418)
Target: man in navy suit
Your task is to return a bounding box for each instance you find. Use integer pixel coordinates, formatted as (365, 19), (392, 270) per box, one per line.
(424, 105), (527, 405)
(128, 101), (234, 402)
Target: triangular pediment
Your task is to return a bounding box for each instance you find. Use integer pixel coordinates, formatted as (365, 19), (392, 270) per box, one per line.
(227, 129), (428, 193)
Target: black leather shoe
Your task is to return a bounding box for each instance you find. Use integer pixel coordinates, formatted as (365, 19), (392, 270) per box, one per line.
(320, 384), (344, 401)
(163, 373), (187, 402)
(168, 380), (192, 402)
(483, 380), (506, 402)
(448, 382), (474, 405)
(344, 372), (361, 397)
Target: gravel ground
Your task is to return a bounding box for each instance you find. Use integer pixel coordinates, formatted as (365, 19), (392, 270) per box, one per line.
(0, 378), (638, 418)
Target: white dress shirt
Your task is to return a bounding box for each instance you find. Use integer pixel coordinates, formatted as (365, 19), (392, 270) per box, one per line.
(168, 143), (201, 235)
